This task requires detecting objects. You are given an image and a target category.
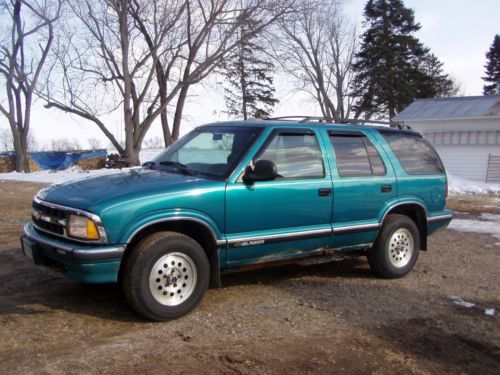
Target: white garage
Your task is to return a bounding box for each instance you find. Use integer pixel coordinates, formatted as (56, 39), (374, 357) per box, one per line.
(393, 95), (500, 182)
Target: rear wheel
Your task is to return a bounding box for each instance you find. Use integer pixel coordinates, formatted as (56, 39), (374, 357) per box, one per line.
(122, 232), (210, 321)
(367, 214), (420, 278)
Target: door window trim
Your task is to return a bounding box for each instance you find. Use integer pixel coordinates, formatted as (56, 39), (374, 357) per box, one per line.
(237, 128), (327, 182)
(328, 131), (387, 178)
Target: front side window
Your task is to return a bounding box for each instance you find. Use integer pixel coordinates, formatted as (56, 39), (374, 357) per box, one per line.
(151, 126), (262, 179)
(379, 130), (445, 175)
(255, 131), (324, 179)
(330, 133), (386, 177)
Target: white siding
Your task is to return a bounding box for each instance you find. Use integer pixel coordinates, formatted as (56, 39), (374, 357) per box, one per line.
(433, 145), (499, 181)
(401, 118), (500, 182)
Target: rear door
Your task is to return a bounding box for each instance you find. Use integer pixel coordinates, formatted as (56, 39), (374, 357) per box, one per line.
(327, 130), (397, 249)
(225, 128), (333, 266)
(376, 129), (447, 214)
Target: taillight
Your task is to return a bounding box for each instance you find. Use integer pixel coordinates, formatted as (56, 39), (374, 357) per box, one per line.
(445, 178), (448, 198)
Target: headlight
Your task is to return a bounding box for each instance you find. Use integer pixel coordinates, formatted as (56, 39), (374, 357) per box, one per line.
(67, 214), (100, 240)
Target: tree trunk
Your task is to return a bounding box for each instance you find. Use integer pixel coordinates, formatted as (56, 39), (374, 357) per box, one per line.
(157, 65), (172, 147)
(161, 112), (172, 147)
(11, 129), (24, 172)
(8, 112), (29, 172)
(20, 129), (29, 171)
(171, 85), (189, 141)
(127, 144), (141, 166)
(388, 103), (396, 122)
(118, 0), (139, 166)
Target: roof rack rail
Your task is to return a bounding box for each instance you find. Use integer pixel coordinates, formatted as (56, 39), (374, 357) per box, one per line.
(393, 121), (413, 130)
(265, 116), (399, 127)
(265, 116), (334, 123)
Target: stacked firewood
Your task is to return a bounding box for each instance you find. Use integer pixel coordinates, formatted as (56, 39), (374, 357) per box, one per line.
(105, 154), (130, 168)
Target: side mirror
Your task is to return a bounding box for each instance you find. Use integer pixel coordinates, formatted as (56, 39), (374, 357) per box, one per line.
(243, 159), (277, 183)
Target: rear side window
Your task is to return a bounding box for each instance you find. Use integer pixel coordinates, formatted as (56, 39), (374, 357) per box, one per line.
(329, 133), (386, 177)
(379, 131), (444, 175)
(256, 132), (324, 179)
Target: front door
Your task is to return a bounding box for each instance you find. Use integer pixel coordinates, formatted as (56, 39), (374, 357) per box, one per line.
(225, 128), (333, 267)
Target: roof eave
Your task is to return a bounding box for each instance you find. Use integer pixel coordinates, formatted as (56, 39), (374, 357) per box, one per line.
(394, 115), (500, 122)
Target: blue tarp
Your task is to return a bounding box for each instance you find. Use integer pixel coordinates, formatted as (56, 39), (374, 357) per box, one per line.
(0, 149), (107, 170)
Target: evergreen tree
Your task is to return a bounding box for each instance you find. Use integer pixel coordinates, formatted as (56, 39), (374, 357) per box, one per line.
(351, 0), (452, 119)
(482, 34), (500, 95)
(417, 53), (454, 98)
(222, 25), (278, 120)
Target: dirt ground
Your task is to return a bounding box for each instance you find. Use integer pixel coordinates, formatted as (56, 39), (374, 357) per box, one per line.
(0, 180), (499, 374)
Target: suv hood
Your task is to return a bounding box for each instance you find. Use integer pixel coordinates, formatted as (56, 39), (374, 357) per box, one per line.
(37, 168), (217, 211)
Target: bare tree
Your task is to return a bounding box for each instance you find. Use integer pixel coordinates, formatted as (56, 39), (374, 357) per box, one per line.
(43, 0), (183, 165)
(0, 127), (13, 151)
(87, 137), (102, 150)
(446, 75), (466, 97)
(273, 0), (356, 122)
(0, 0), (63, 171)
(50, 136), (81, 151)
(143, 135), (163, 149)
(43, 0), (293, 164)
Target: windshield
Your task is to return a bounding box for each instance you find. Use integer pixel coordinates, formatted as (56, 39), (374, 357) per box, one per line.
(149, 126), (262, 180)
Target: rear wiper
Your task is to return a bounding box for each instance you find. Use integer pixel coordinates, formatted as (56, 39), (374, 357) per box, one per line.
(158, 161), (193, 175)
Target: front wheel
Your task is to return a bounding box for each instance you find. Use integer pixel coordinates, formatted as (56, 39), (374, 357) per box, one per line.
(367, 214), (420, 278)
(122, 232), (210, 321)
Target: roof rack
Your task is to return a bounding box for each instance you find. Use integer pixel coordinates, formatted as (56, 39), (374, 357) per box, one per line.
(264, 116), (401, 127)
(392, 121), (413, 130)
(265, 116), (334, 123)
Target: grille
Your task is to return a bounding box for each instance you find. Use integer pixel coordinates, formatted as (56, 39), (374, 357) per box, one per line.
(32, 200), (67, 236)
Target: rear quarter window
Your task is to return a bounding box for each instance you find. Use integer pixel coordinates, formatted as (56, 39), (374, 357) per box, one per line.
(379, 130), (444, 175)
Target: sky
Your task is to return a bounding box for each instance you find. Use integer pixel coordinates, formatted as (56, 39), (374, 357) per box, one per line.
(1, 0), (499, 150)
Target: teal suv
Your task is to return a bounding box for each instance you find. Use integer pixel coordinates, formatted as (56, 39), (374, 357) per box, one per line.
(21, 118), (452, 320)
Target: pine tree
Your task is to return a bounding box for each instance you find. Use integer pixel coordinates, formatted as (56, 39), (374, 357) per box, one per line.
(351, 0), (452, 119)
(482, 34), (500, 95)
(417, 53), (454, 98)
(222, 25), (278, 120)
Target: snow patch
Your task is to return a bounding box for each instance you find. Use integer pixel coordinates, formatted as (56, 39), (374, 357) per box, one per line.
(479, 213), (500, 223)
(0, 149), (162, 184)
(0, 167), (135, 184)
(484, 308), (496, 317)
(448, 174), (500, 195)
(448, 219), (500, 240)
(449, 295), (475, 308)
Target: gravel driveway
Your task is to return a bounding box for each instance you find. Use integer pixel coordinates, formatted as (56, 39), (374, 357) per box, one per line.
(0, 180), (498, 374)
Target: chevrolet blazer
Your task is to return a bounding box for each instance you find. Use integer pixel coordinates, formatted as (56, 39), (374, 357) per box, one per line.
(21, 118), (453, 320)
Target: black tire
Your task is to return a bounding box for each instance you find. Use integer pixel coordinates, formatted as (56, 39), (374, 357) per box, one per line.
(122, 231), (210, 321)
(367, 214), (420, 279)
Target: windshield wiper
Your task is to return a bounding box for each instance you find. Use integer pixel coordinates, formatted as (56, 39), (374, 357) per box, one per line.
(142, 161), (156, 169)
(158, 161), (193, 175)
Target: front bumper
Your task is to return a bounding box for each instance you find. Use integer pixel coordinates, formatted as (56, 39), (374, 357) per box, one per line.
(21, 221), (125, 283)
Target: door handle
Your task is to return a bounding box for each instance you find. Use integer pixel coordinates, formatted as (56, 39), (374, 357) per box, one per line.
(381, 184), (392, 193)
(318, 188), (332, 197)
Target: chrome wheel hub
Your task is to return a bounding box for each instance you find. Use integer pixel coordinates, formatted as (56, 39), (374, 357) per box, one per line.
(388, 228), (414, 268)
(149, 252), (197, 306)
